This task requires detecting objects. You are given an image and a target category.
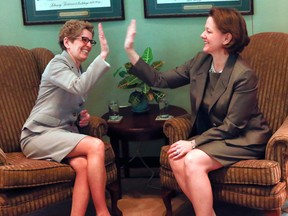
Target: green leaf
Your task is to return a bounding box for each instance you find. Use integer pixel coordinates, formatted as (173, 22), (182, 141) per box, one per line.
(113, 67), (123, 77)
(152, 89), (166, 102)
(118, 75), (142, 89)
(119, 70), (128, 78)
(113, 47), (166, 104)
(151, 60), (165, 71)
(142, 47), (153, 64)
(141, 83), (151, 94)
(124, 62), (133, 71)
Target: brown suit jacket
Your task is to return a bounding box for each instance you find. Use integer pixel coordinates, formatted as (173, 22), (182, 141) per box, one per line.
(130, 52), (271, 147)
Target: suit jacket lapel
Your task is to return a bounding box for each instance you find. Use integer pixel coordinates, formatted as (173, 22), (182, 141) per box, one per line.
(62, 51), (80, 75)
(194, 57), (212, 112)
(208, 54), (238, 112)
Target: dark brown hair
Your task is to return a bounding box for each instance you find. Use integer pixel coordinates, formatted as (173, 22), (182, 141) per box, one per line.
(58, 20), (94, 51)
(209, 7), (250, 54)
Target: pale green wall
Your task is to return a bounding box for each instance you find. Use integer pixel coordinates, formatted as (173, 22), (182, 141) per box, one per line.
(0, 0), (287, 116)
(0, 0), (287, 156)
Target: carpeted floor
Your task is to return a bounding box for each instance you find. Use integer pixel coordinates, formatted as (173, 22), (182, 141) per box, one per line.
(118, 175), (192, 216)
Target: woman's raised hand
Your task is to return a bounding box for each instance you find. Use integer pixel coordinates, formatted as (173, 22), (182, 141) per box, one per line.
(124, 19), (139, 65)
(98, 23), (109, 60)
(124, 19), (136, 51)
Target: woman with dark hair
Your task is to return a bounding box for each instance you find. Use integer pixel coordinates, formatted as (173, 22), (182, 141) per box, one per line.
(124, 7), (271, 216)
(20, 20), (111, 216)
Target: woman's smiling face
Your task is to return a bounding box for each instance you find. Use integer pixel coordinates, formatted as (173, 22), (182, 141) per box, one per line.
(65, 29), (93, 68)
(200, 16), (227, 55)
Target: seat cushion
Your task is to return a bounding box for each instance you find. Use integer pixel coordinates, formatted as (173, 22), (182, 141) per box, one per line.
(0, 142), (116, 189)
(0, 152), (75, 189)
(209, 160), (281, 186)
(160, 145), (281, 186)
(212, 181), (287, 210)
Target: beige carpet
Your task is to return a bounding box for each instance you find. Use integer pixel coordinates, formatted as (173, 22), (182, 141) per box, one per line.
(118, 194), (191, 216)
(118, 176), (193, 216)
(116, 166), (194, 216)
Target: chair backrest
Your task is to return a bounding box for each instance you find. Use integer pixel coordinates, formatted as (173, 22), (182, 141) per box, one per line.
(241, 32), (288, 133)
(0, 46), (54, 152)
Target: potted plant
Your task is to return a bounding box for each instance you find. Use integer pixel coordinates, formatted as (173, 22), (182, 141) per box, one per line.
(113, 47), (166, 112)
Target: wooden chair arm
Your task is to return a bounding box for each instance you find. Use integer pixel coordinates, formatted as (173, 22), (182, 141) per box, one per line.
(79, 115), (108, 138)
(266, 116), (288, 182)
(163, 113), (193, 144)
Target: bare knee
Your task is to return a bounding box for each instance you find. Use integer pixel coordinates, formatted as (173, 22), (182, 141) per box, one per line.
(183, 153), (204, 177)
(90, 138), (105, 158)
(76, 136), (105, 157)
(168, 156), (183, 176)
(69, 157), (88, 173)
(183, 150), (220, 177)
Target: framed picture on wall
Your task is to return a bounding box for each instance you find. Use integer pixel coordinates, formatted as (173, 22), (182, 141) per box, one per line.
(144, 0), (253, 18)
(21, 0), (125, 25)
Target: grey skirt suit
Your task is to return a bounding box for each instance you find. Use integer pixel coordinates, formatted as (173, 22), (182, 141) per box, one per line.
(129, 52), (271, 166)
(20, 51), (110, 162)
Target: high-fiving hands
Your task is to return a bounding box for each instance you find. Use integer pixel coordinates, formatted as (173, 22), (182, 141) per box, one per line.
(124, 19), (140, 65)
(98, 23), (109, 60)
(124, 19), (136, 52)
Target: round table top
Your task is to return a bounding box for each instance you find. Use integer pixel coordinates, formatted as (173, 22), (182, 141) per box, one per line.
(102, 104), (187, 141)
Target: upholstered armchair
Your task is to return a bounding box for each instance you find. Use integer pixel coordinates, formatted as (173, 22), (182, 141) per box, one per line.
(160, 32), (288, 216)
(0, 46), (122, 216)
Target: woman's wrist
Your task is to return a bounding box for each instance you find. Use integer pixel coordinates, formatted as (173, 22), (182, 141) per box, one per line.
(190, 140), (197, 149)
(125, 49), (140, 65)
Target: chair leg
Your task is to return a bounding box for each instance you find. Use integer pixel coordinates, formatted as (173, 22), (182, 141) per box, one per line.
(161, 187), (175, 216)
(106, 181), (123, 216)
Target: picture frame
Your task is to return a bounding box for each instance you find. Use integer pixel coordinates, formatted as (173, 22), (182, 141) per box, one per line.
(144, 0), (253, 18)
(21, 0), (125, 25)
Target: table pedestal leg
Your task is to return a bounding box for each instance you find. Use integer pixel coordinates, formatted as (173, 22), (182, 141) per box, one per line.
(121, 139), (130, 178)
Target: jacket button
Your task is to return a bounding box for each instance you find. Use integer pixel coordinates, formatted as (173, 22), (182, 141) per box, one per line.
(72, 112), (77, 117)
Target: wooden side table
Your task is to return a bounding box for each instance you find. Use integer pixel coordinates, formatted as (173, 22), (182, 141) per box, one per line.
(102, 104), (187, 179)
